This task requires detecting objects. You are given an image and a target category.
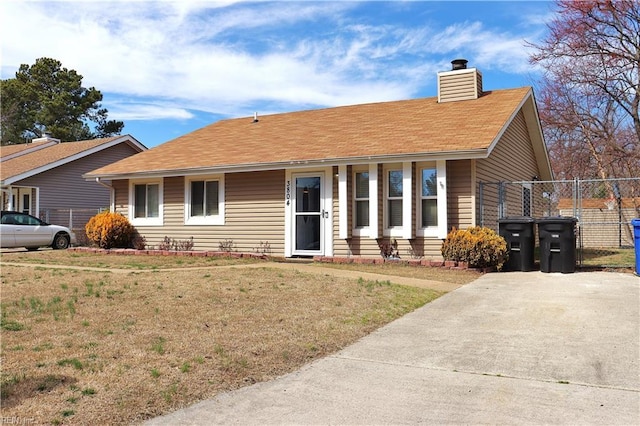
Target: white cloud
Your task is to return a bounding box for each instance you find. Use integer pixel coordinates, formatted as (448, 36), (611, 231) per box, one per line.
(0, 1), (546, 121)
(107, 102), (194, 121)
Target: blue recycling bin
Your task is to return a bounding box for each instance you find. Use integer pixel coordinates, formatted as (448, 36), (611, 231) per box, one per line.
(632, 219), (640, 276)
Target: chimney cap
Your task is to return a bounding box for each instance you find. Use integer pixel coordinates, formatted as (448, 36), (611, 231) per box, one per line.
(451, 59), (468, 71)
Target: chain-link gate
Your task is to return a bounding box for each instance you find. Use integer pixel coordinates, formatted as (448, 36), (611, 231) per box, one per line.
(479, 178), (640, 269)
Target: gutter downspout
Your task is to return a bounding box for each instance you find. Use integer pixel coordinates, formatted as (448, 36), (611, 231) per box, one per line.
(96, 178), (115, 212)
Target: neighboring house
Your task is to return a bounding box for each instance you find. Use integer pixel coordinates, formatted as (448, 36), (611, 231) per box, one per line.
(1, 135), (146, 235)
(85, 61), (553, 259)
(558, 197), (639, 248)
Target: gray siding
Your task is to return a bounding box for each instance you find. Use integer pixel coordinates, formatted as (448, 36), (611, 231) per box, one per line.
(18, 143), (141, 211)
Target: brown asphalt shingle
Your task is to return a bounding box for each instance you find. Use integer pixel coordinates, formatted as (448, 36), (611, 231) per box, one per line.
(86, 87), (531, 177)
(1, 137), (121, 181)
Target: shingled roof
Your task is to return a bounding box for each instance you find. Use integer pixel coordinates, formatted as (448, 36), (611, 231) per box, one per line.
(1, 135), (145, 184)
(86, 87), (538, 178)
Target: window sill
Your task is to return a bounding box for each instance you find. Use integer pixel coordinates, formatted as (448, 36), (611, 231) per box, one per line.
(185, 217), (224, 226)
(131, 218), (163, 227)
(383, 228), (405, 238)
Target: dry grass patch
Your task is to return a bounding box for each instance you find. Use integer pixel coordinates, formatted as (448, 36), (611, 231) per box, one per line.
(1, 262), (443, 425)
(0, 249), (260, 270)
(315, 261), (484, 284)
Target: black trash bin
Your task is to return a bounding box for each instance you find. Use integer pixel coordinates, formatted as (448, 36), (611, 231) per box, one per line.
(537, 217), (578, 273)
(498, 217), (536, 271)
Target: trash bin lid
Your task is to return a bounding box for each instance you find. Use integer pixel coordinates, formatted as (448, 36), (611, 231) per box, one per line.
(632, 218), (640, 226)
(498, 216), (536, 223)
(536, 216), (578, 224)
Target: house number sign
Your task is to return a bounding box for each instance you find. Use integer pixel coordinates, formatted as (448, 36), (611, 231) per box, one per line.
(285, 180), (291, 206)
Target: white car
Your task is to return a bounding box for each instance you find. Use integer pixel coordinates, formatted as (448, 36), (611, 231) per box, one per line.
(0, 211), (76, 251)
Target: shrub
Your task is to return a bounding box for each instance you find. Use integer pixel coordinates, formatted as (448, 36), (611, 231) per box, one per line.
(218, 239), (235, 252)
(158, 236), (194, 251)
(378, 239), (400, 259)
(441, 227), (508, 269)
(85, 211), (136, 249)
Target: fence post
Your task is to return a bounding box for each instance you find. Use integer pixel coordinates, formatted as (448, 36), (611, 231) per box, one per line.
(498, 181), (505, 219)
(479, 182), (484, 227)
(69, 209), (73, 229)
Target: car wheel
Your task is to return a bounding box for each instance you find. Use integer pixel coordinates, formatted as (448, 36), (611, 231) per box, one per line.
(52, 233), (70, 250)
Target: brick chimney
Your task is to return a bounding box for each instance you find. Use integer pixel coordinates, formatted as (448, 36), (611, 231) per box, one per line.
(437, 59), (483, 103)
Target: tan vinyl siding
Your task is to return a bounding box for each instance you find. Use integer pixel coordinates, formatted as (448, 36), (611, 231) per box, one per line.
(447, 160), (474, 230)
(114, 179), (129, 215)
(438, 69), (483, 103)
(334, 161), (451, 260)
(130, 170), (285, 254)
(334, 236), (442, 260)
(16, 143), (140, 211)
(475, 110), (539, 229)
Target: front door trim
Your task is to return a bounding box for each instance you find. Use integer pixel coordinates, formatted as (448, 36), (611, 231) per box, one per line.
(284, 167), (333, 257)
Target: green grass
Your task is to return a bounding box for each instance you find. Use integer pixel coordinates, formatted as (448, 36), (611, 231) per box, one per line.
(151, 337), (166, 355)
(57, 358), (83, 370)
(579, 247), (635, 267)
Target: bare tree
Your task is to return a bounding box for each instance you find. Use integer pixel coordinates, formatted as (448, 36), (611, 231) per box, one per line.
(529, 0), (640, 180)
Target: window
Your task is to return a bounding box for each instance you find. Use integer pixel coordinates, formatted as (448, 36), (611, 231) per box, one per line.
(134, 183), (159, 218)
(387, 169), (403, 228)
(130, 180), (163, 226)
(420, 168), (438, 227)
(416, 160), (447, 239)
(191, 180), (219, 217)
(354, 171), (369, 228)
(185, 175), (224, 225)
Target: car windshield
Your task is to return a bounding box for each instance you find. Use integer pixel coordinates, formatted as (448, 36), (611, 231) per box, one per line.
(1, 212), (48, 226)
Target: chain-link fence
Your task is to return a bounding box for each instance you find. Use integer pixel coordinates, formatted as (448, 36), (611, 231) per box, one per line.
(479, 178), (640, 269)
(39, 208), (103, 245)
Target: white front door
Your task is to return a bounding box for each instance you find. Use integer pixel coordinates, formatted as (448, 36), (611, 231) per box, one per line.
(292, 173), (325, 256)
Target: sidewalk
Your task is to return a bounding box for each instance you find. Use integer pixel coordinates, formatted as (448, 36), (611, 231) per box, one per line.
(146, 271), (640, 425)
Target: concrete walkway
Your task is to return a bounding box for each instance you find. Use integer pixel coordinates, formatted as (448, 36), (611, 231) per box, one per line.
(146, 271), (640, 425)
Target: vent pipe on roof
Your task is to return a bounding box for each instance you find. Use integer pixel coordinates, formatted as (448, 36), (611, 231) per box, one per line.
(253, 112), (259, 123)
(32, 132), (61, 144)
(451, 59), (468, 71)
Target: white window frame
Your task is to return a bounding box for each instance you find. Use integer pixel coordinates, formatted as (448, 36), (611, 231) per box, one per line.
(416, 160), (447, 239)
(384, 162), (412, 238)
(130, 179), (163, 226)
(184, 174), (225, 225)
(352, 167), (370, 237)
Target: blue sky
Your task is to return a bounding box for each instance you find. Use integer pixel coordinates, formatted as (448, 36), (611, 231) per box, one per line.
(1, 1), (556, 148)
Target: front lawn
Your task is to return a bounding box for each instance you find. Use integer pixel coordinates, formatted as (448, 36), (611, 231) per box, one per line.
(0, 252), (460, 425)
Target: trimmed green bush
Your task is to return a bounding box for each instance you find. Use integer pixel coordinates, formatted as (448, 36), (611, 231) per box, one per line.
(85, 211), (137, 249)
(441, 226), (508, 269)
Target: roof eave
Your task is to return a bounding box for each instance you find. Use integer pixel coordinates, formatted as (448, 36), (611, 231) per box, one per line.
(84, 148), (490, 180)
(3, 135), (147, 185)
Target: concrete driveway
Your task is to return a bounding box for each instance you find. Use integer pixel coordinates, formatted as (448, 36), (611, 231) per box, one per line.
(146, 271), (639, 425)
